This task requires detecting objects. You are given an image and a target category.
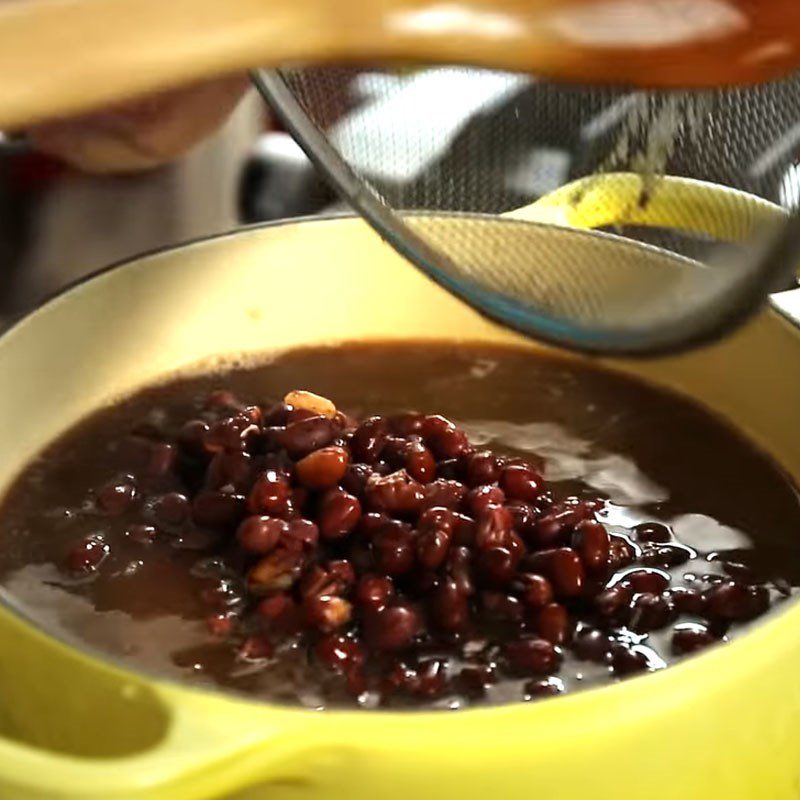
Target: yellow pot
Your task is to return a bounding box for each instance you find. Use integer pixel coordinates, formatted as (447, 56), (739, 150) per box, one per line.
(0, 216), (799, 799)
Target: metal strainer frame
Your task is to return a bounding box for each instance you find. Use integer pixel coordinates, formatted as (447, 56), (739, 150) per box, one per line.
(253, 69), (800, 357)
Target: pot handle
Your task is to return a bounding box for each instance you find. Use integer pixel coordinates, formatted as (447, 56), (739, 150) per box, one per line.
(0, 603), (335, 800)
(0, 679), (334, 800)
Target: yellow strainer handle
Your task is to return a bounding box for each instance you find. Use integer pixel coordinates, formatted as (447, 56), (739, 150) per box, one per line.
(509, 173), (788, 242)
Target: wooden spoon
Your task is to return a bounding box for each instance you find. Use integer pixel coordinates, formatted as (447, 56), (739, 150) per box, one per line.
(1, 0), (799, 129)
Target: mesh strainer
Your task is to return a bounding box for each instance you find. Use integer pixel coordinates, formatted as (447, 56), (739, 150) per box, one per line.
(254, 67), (800, 355)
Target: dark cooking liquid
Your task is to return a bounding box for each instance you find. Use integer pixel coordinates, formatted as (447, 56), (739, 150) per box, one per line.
(0, 342), (799, 709)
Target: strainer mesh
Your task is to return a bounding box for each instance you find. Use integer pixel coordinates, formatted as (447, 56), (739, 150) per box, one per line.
(257, 66), (800, 351)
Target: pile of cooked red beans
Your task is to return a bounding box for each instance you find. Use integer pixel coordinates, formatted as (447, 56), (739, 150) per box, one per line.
(67, 390), (774, 705)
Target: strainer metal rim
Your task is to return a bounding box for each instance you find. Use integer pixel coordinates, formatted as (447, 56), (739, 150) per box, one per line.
(251, 68), (799, 357)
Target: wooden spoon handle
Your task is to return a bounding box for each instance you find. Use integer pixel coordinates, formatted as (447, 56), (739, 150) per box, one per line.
(0, 0), (577, 130)
(0, 0), (338, 129)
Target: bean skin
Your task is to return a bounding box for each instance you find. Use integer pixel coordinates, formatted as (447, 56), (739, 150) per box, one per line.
(295, 446), (349, 489)
(365, 605), (421, 651)
(51, 383), (786, 710)
(318, 490), (362, 541)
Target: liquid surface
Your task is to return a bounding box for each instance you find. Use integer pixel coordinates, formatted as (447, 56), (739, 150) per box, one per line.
(0, 342), (798, 709)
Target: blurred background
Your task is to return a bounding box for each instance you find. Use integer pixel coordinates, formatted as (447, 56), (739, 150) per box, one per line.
(4, 69), (800, 333)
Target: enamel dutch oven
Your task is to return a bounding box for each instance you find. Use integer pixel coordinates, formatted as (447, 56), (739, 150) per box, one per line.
(0, 197), (799, 798)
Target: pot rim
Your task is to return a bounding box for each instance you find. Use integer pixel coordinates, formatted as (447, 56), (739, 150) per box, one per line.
(0, 215), (797, 725)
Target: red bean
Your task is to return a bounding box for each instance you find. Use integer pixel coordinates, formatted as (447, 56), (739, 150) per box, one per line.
(388, 412), (425, 437)
(206, 613), (234, 637)
(206, 450), (253, 491)
(150, 492), (190, 529)
(97, 479), (138, 514)
(417, 527), (452, 570)
(431, 578), (469, 631)
(572, 520), (610, 574)
(126, 524), (157, 545)
(299, 565), (337, 599)
(365, 604), (421, 651)
(365, 470), (425, 517)
(338, 463), (371, 499)
(262, 402), (291, 427)
(721, 560), (757, 584)
(178, 419), (211, 458)
(481, 591), (524, 622)
(534, 502), (593, 546)
(672, 624), (717, 655)
(318, 490), (362, 540)
(572, 628), (612, 662)
(633, 522), (672, 543)
(198, 577), (245, 611)
(464, 485), (506, 517)
(418, 506), (456, 533)
(534, 603), (572, 645)
(422, 479), (467, 511)
(66, 534), (110, 573)
(328, 559), (356, 589)
(256, 594), (300, 631)
(356, 511), (389, 540)
(666, 586), (706, 615)
(291, 484), (310, 513)
(705, 581), (769, 622)
(238, 636), (273, 661)
(236, 515), (286, 554)
(506, 501), (537, 542)
(413, 659), (448, 699)
(421, 415), (464, 455)
(640, 545), (693, 568)
(381, 661), (420, 697)
(458, 664), (496, 697)
(475, 506), (513, 549)
(278, 415), (337, 458)
(144, 442), (177, 478)
(608, 536), (636, 571)
(466, 451), (501, 486)
(517, 573), (555, 608)
(315, 634), (365, 673)
(500, 464), (542, 502)
(478, 546), (517, 586)
(405, 441), (436, 484)
(192, 491), (246, 531)
(504, 637), (562, 676)
(451, 512), (476, 546)
(628, 592), (675, 633)
(204, 415), (260, 453)
(622, 568), (670, 595)
(594, 583), (633, 617)
(524, 677), (564, 700)
(351, 416), (388, 463)
(527, 548), (585, 598)
(373, 525), (415, 576)
(507, 530), (526, 560)
(446, 546), (475, 597)
(295, 446), (350, 489)
(356, 575), (395, 610)
(285, 518), (320, 551)
(610, 644), (652, 677)
(304, 594), (353, 632)
(247, 470), (291, 517)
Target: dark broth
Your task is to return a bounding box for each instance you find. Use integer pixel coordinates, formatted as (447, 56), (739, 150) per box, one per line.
(0, 342), (798, 709)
